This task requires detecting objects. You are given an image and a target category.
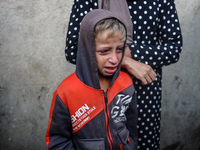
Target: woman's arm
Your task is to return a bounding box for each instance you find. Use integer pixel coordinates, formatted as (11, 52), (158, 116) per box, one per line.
(122, 47), (157, 85)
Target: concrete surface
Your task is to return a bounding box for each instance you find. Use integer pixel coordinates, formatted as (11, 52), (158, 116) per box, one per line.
(161, 0), (200, 150)
(0, 0), (199, 150)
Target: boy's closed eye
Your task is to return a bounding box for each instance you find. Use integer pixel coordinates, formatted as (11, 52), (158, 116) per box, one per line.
(116, 47), (124, 53)
(98, 49), (109, 54)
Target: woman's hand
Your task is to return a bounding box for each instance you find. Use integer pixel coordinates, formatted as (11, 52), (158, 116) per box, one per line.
(122, 47), (157, 85)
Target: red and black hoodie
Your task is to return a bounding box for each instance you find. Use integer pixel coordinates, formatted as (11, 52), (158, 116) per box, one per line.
(46, 9), (138, 150)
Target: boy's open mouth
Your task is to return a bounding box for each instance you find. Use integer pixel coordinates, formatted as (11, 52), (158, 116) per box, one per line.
(105, 67), (117, 74)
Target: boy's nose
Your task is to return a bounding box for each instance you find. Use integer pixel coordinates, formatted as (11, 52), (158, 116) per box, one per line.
(109, 52), (118, 64)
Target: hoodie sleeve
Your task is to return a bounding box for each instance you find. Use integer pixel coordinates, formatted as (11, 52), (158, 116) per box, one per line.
(65, 0), (98, 64)
(130, 0), (182, 69)
(46, 91), (75, 150)
(125, 90), (138, 144)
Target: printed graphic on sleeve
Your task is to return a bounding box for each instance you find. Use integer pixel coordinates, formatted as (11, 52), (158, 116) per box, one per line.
(111, 94), (132, 123)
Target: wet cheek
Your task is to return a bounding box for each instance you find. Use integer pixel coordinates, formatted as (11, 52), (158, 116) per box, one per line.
(97, 57), (107, 67)
(118, 54), (123, 62)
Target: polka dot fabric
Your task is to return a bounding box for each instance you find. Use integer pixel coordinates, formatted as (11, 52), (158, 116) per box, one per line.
(65, 0), (183, 149)
(65, 0), (98, 64)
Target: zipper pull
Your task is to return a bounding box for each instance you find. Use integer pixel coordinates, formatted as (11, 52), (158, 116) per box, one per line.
(104, 92), (108, 103)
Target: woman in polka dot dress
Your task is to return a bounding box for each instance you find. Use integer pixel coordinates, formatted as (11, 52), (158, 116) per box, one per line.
(65, 0), (183, 149)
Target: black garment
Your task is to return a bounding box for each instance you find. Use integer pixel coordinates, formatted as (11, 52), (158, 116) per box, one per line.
(65, 0), (183, 149)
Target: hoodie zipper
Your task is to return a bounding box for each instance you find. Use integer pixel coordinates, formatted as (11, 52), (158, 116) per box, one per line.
(104, 91), (115, 150)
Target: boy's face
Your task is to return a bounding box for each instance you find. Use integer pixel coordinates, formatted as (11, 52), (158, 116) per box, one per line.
(95, 30), (124, 78)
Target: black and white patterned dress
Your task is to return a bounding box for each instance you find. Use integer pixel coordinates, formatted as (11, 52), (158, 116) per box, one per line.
(65, 0), (182, 149)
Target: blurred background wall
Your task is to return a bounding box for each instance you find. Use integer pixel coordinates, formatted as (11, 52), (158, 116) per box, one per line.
(0, 0), (199, 149)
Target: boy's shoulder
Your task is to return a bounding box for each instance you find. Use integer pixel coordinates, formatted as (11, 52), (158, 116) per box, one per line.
(111, 71), (134, 90)
(56, 72), (96, 98)
(118, 71), (133, 84)
(55, 72), (81, 101)
(57, 72), (78, 91)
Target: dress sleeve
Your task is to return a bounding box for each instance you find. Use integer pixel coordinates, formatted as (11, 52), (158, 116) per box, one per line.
(130, 0), (183, 68)
(65, 0), (98, 64)
(46, 92), (75, 150)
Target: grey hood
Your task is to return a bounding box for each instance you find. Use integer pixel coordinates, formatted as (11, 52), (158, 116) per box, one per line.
(76, 9), (127, 89)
